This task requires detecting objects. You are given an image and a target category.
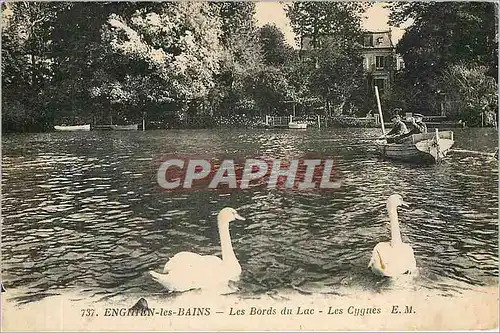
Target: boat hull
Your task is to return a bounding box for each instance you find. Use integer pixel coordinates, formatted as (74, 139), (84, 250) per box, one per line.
(377, 142), (439, 163)
(111, 124), (139, 131)
(288, 122), (307, 129)
(54, 124), (91, 131)
(92, 124), (139, 131)
(376, 130), (454, 164)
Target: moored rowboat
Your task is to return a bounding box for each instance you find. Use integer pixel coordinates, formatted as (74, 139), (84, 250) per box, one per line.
(288, 122), (307, 129)
(54, 124), (91, 131)
(92, 124), (140, 131)
(376, 129), (454, 163)
(110, 124), (139, 131)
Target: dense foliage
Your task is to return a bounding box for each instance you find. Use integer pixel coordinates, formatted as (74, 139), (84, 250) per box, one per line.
(2, 1), (497, 132)
(387, 1), (498, 121)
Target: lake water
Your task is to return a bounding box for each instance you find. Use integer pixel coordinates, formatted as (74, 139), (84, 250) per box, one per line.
(1, 128), (498, 305)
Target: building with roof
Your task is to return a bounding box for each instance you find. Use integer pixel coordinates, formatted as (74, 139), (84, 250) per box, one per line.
(300, 30), (404, 97)
(361, 30), (403, 96)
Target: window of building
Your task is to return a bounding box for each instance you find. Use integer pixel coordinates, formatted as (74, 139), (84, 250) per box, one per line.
(376, 37), (384, 45)
(376, 56), (385, 69)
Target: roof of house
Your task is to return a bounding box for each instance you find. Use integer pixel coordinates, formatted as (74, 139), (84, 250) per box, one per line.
(299, 30), (396, 51)
(362, 30), (394, 49)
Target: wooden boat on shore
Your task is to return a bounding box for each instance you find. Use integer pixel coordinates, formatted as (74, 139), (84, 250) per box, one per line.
(54, 124), (91, 131)
(288, 121), (307, 129)
(111, 124), (139, 131)
(376, 129), (454, 163)
(92, 124), (139, 131)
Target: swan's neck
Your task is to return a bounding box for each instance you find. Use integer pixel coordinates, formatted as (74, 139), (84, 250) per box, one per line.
(218, 219), (237, 263)
(388, 203), (402, 246)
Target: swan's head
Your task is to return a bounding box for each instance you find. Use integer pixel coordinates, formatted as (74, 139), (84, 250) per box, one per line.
(218, 207), (245, 223)
(387, 194), (409, 209)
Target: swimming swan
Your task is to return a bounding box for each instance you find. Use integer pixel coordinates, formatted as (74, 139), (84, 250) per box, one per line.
(368, 194), (417, 277)
(149, 207), (245, 292)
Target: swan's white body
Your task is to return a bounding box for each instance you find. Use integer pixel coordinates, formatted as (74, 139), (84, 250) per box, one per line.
(368, 194), (417, 277)
(149, 207), (244, 292)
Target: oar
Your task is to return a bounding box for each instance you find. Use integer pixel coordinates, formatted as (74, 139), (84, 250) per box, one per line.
(374, 86), (386, 140)
(451, 148), (497, 157)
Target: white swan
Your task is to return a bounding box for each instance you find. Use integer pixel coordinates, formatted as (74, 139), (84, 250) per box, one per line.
(368, 194), (417, 277)
(149, 207), (245, 292)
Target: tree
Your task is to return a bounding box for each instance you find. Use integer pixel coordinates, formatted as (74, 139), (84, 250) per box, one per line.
(286, 56), (315, 101)
(258, 23), (294, 66)
(96, 2), (223, 120)
(49, 2), (128, 124)
(245, 66), (296, 115)
(207, 1), (264, 116)
(387, 2), (498, 115)
(1, 1), (143, 130)
(389, 1), (497, 72)
(2, 2), (63, 132)
(438, 64), (498, 124)
(285, 2), (369, 49)
(284, 2), (369, 114)
(309, 39), (364, 115)
(211, 1), (257, 47)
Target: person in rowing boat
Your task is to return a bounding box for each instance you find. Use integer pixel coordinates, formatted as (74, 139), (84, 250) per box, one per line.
(382, 114), (408, 143)
(409, 113), (427, 134)
(392, 113), (428, 142)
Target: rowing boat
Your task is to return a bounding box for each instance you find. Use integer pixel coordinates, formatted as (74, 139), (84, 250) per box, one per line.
(110, 124), (139, 131)
(376, 129), (454, 163)
(54, 124), (91, 131)
(288, 122), (307, 129)
(91, 124), (139, 131)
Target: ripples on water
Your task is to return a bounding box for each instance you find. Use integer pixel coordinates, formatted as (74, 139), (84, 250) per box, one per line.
(1, 128), (498, 303)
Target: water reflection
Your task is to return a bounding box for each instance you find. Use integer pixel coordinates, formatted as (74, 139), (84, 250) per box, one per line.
(1, 128), (498, 304)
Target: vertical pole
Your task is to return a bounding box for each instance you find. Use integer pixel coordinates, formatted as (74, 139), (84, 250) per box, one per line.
(375, 86), (385, 135)
(142, 112), (145, 131)
(317, 114), (321, 129)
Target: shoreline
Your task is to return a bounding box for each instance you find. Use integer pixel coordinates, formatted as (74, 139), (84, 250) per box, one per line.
(2, 122), (484, 134)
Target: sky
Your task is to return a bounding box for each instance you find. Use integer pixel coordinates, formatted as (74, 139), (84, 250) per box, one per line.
(254, 2), (407, 48)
